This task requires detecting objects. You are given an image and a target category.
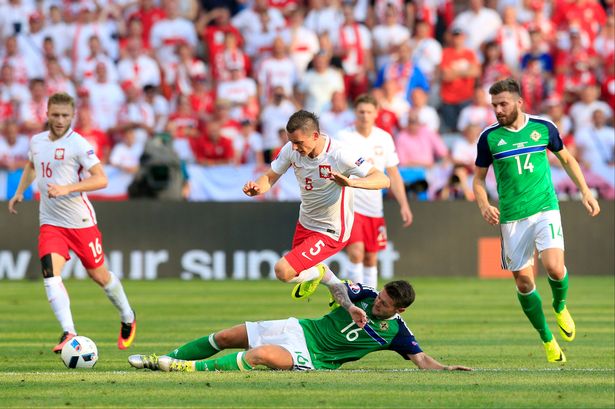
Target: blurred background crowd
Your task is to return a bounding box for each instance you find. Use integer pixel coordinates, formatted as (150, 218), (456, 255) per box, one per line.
(0, 0), (613, 201)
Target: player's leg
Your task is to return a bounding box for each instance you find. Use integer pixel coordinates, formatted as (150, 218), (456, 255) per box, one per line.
(165, 324), (249, 360)
(536, 211), (574, 341)
(72, 226), (136, 349)
(345, 242), (365, 284)
(160, 346), (291, 372)
(363, 251), (378, 289)
(361, 216), (387, 289)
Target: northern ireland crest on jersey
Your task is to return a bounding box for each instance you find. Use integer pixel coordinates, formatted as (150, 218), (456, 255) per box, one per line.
(54, 148), (65, 160)
(530, 130), (541, 141)
(379, 321), (389, 331)
(319, 164), (332, 179)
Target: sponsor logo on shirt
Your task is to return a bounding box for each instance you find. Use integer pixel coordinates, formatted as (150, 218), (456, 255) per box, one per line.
(355, 157), (365, 166)
(319, 164), (332, 179)
(349, 283), (361, 294)
(530, 130), (541, 142)
(54, 148), (65, 160)
(87, 149), (95, 156)
(513, 142), (527, 148)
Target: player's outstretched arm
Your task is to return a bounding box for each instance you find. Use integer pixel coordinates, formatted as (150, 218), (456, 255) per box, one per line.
(409, 352), (472, 371)
(331, 167), (390, 190)
(386, 166), (413, 227)
(553, 147), (600, 217)
(8, 161), (36, 214)
(47, 163), (108, 198)
(243, 168), (281, 197)
(329, 283), (368, 328)
(472, 166), (499, 225)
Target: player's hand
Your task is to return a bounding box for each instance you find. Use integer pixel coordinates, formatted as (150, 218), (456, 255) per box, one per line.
(8, 194), (23, 214)
(400, 206), (413, 227)
(330, 172), (353, 187)
(581, 191), (600, 217)
(242, 181), (261, 197)
(445, 365), (473, 371)
(348, 305), (367, 328)
(47, 183), (70, 198)
(480, 205), (500, 225)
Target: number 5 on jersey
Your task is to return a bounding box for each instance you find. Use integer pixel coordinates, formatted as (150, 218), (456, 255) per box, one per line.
(301, 239), (325, 261)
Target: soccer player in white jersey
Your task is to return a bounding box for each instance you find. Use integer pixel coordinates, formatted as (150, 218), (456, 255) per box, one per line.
(128, 280), (471, 372)
(242, 110), (390, 299)
(335, 94), (413, 288)
(8, 93), (137, 353)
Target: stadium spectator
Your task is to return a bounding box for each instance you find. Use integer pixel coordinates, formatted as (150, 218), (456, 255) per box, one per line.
(494, 6), (530, 72)
(117, 37), (161, 89)
(410, 88), (440, 133)
(211, 99), (242, 144)
(19, 12), (47, 77)
(332, 0), (372, 101)
(82, 62), (125, 132)
(256, 37), (297, 105)
(574, 109), (615, 193)
(116, 80), (156, 149)
(44, 5), (71, 58)
(198, 7), (244, 82)
(118, 18), (149, 59)
(395, 110), (448, 169)
(149, 0), (198, 64)
(568, 84), (613, 131)
(543, 96), (573, 142)
(319, 91), (355, 137)
(74, 105), (111, 164)
(74, 35), (118, 84)
(593, 15), (614, 64)
(447, 123), (482, 201)
(334, 94), (412, 287)
(374, 43), (429, 104)
(45, 57), (77, 98)
(375, 79), (410, 128)
(20, 78), (48, 135)
(163, 43), (208, 96)
(232, 0), (285, 58)
(601, 54), (615, 111)
(260, 86), (297, 162)
(242, 110), (389, 298)
(480, 41), (512, 93)
(110, 126), (142, 175)
(2, 35), (35, 85)
(0, 119), (29, 171)
(520, 29), (554, 74)
(167, 94), (200, 163)
(69, 5), (117, 73)
(553, 27), (598, 100)
(451, 0), (502, 54)
(128, 280), (470, 372)
(234, 119), (264, 166)
(439, 28), (481, 132)
(551, 0), (606, 43)
(217, 66), (259, 121)
(457, 87), (497, 132)
(142, 85), (170, 135)
(279, 7), (320, 79)
(519, 57), (548, 114)
(410, 19), (442, 84)
(212, 32), (251, 83)
(0, 64), (31, 110)
(473, 78), (600, 363)
(372, 3), (411, 71)
(0, 0), (31, 39)
(296, 51), (344, 115)
(304, 0), (343, 38)
(192, 119), (235, 166)
(187, 75), (215, 122)
(129, 0), (167, 50)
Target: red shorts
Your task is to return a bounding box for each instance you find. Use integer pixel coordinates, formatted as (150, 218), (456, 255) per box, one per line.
(284, 222), (347, 273)
(347, 213), (388, 252)
(38, 224), (105, 269)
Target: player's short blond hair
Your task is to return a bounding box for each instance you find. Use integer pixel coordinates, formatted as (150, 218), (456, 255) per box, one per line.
(47, 92), (75, 110)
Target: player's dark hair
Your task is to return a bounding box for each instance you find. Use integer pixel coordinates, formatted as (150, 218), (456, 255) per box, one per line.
(489, 78), (521, 97)
(353, 93), (378, 109)
(384, 280), (415, 308)
(48, 92), (75, 110)
(286, 110), (320, 135)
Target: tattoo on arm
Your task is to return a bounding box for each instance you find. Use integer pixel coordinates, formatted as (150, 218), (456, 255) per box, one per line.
(330, 283), (353, 310)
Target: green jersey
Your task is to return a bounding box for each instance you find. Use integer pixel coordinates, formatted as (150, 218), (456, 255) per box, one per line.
(298, 283), (422, 370)
(475, 115), (564, 223)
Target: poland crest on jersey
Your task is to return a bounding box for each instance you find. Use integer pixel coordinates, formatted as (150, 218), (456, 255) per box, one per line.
(54, 148), (65, 160)
(319, 164), (332, 179)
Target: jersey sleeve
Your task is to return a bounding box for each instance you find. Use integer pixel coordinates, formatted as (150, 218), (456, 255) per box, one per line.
(383, 132), (400, 168)
(388, 317), (423, 358)
(545, 120), (564, 153)
(270, 142), (293, 175)
(475, 130), (493, 168)
(338, 148), (373, 178)
(346, 282), (379, 303)
(76, 137), (100, 170)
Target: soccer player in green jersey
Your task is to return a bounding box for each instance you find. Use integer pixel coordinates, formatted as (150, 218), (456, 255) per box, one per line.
(473, 78), (601, 363)
(127, 280), (470, 372)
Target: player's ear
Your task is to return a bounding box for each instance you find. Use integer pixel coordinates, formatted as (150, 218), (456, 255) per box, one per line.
(396, 307), (406, 314)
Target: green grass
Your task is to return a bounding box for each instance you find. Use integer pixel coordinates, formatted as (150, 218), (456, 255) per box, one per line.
(0, 277), (613, 408)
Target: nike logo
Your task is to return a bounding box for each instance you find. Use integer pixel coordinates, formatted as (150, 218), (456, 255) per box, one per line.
(293, 286), (303, 298)
(94, 255), (103, 263)
(558, 324), (573, 338)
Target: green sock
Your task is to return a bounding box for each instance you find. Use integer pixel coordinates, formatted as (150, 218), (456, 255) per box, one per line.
(195, 352), (253, 372)
(548, 269), (569, 313)
(166, 333), (221, 360)
(517, 289), (553, 343)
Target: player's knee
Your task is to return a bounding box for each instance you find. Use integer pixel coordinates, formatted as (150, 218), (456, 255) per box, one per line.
(543, 260), (564, 278)
(274, 260), (293, 282)
(515, 277), (535, 293)
(40, 254), (55, 278)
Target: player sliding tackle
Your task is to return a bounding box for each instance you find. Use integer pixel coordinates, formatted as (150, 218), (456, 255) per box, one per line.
(128, 280), (471, 372)
(242, 110), (390, 299)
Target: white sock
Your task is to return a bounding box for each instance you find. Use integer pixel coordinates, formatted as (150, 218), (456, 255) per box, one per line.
(103, 271), (134, 323)
(346, 262), (364, 283)
(320, 264), (341, 286)
(363, 266), (378, 289)
(288, 264), (341, 286)
(44, 276), (76, 334)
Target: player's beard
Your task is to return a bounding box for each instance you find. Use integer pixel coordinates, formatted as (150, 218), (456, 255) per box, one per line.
(496, 106), (519, 127)
(49, 123), (70, 139)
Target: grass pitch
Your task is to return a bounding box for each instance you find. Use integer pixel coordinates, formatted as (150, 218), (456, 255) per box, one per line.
(0, 276), (613, 408)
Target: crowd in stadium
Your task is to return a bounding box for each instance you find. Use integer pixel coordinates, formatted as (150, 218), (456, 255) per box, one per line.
(0, 0), (613, 201)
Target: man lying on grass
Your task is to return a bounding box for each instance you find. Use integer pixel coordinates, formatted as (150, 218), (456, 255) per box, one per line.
(128, 280), (471, 372)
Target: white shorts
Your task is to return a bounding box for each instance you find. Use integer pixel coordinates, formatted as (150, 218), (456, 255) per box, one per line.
(500, 210), (565, 272)
(245, 317), (314, 370)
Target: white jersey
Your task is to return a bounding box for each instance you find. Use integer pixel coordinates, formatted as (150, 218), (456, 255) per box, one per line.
(271, 135), (372, 241)
(334, 126), (399, 218)
(29, 129), (100, 228)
